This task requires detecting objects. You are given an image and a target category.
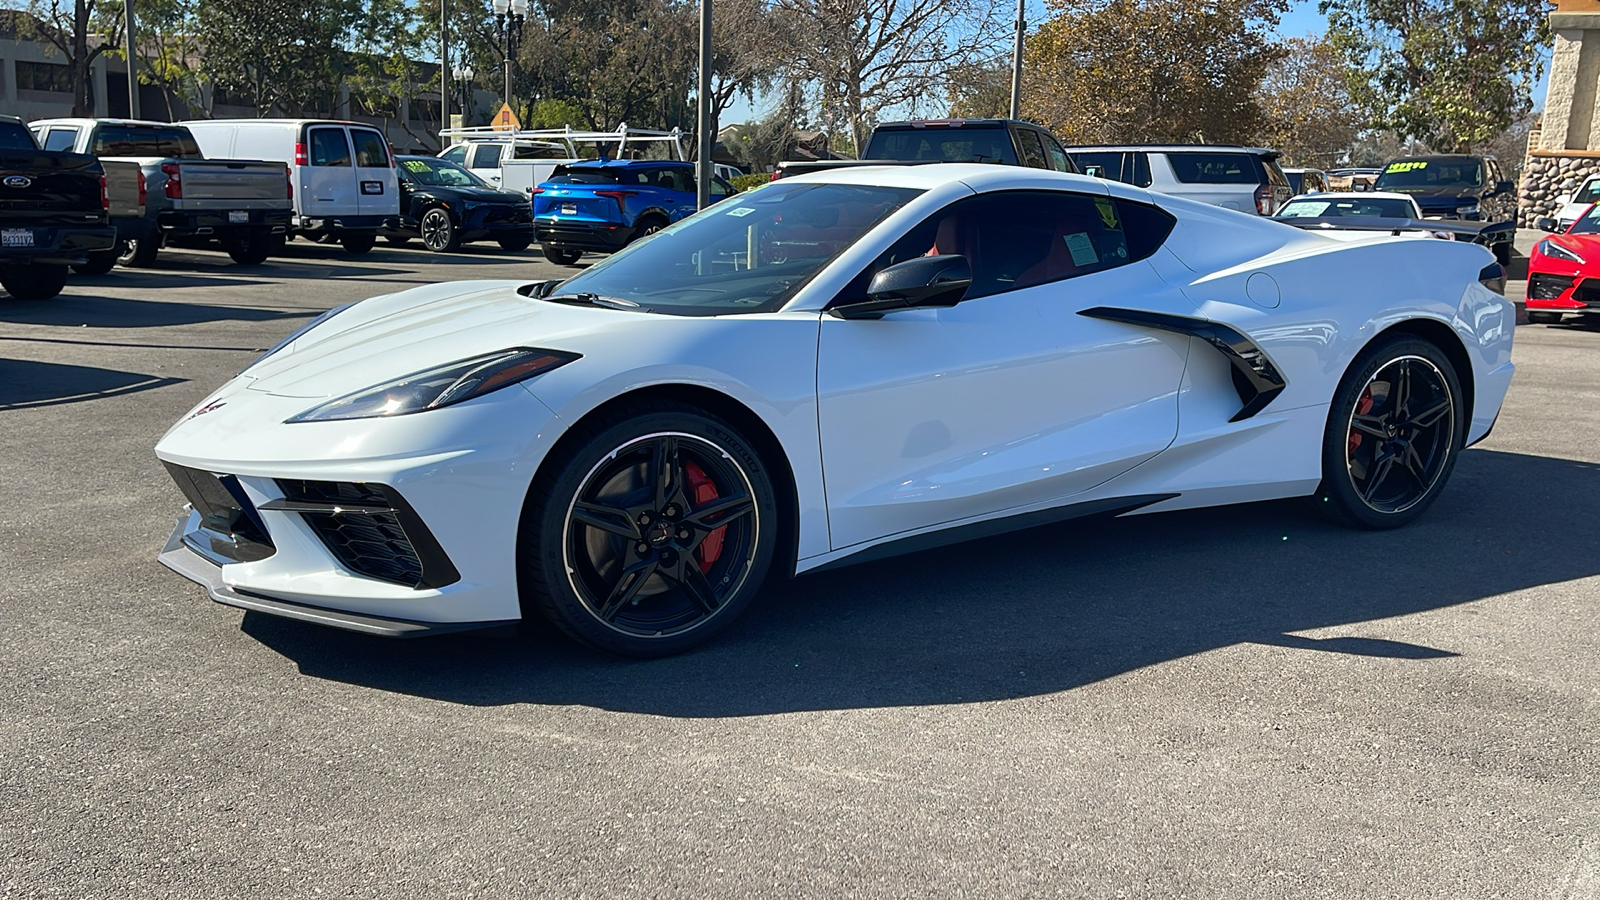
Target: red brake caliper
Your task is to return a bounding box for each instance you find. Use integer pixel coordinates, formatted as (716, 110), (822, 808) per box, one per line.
(683, 461), (725, 574)
(1349, 386), (1375, 456)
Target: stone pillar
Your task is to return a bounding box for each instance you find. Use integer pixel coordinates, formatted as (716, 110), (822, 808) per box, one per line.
(1523, 0), (1600, 225)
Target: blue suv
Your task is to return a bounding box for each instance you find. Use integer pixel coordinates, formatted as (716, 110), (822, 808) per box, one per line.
(532, 160), (734, 265)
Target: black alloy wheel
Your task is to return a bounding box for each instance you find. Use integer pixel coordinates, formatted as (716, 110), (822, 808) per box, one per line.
(340, 232), (377, 254)
(0, 263), (68, 300)
(419, 208), (460, 252)
(117, 236), (159, 267)
(629, 216), (667, 245)
(541, 244), (582, 265)
(1315, 336), (1464, 529)
(224, 229), (282, 265)
(521, 406), (778, 657)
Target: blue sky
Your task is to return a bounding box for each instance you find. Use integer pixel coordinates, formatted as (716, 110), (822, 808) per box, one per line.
(724, 0), (1551, 124)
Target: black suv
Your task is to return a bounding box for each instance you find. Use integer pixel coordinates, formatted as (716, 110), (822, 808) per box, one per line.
(1372, 155), (1517, 262)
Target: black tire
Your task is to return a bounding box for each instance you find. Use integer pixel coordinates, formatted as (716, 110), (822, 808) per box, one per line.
(118, 236), (160, 268)
(0, 263), (69, 300)
(629, 216), (667, 245)
(497, 235), (532, 252)
(72, 249), (118, 276)
(224, 229), (282, 265)
(385, 235), (413, 245)
(541, 244), (582, 265)
(1528, 311), (1563, 325)
(1313, 334), (1466, 530)
(340, 232), (377, 255)
(419, 208), (460, 252)
(520, 403), (780, 657)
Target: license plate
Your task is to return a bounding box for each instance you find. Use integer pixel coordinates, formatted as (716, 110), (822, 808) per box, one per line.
(560, 203), (577, 215)
(228, 210), (248, 224)
(1, 228), (33, 248)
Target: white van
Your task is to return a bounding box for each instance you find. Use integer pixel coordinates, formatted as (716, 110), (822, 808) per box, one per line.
(181, 119), (400, 254)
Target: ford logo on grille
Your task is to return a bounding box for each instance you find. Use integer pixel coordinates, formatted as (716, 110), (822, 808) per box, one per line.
(3, 175), (32, 189)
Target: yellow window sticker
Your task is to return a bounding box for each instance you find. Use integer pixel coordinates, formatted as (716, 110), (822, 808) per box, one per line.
(1385, 161), (1428, 173)
(403, 159), (431, 172)
(1094, 197), (1119, 230)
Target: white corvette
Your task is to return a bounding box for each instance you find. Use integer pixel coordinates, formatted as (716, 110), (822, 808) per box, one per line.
(156, 165), (1515, 656)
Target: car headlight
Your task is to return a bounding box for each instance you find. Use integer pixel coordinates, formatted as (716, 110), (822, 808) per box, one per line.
(1539, 238), (1586, 264)
(286, 348), (579, 423)
(247, 302), (356, 372)
(1456, 203), (1480, 217)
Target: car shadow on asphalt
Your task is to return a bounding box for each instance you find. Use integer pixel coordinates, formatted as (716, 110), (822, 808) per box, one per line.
(0, 294), (314, 328)
(239, 447), (1600, 716)
(0, 358), (184, 409)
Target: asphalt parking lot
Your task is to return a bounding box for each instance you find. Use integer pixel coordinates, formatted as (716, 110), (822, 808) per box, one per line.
(3, 240), (1598, 898)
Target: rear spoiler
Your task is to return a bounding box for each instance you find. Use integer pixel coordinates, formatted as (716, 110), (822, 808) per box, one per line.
(1276, 216), (1514, 245)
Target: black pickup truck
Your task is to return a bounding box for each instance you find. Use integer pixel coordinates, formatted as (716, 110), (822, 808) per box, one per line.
(1371, 155), (1518, 265)
(0, 116), (116, 300)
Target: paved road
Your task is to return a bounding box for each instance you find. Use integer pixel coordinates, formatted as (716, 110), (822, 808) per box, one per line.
(2, 244), (1598, 898)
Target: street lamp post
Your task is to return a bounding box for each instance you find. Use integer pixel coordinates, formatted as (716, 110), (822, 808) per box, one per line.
(453, 64), (475, 124)
(492, 0), (527, 109)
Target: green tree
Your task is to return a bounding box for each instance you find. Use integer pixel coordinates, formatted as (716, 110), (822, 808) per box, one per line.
(1320, 0), (1550, 151)
(16, 0), (124, 115)
(1025, 0), (1288, 144)
(947, 59), (1011, 119)
(518, 0), (697, 130)
(127, 0), (203, 120)
(1254, 36), (1367, 168)
(195, 0), (358, 116)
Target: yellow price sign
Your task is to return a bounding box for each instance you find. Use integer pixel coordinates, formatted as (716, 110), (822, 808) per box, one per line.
(1385, 161), (1428, 173)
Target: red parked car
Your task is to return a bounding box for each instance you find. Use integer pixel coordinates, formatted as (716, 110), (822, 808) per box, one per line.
(1530, 203), (1600, 323)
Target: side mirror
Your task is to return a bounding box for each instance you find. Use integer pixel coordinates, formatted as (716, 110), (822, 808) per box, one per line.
(833, 255), (972, 319)
(1495, 180), (1515, 196)
(1537, 217), (1561, 233)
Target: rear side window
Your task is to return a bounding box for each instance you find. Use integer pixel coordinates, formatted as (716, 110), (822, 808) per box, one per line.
(866, 127), (1019, 165)
(1015, 129), (1048, 169)
(512, 143), (567, 159)
(40, 127), (77, 151)
(1261, 158), (1289, 188)
(649, 167), (694, 193)
(1167, 152), (1259, 184)
(1071, 152), (1125, 182)
(90, 125), (202, 158)
(308, 128), (351, 167)
(351, 130), (390, 167)
(470, 144), (502, 168)
(1039, 133), (1074, 173)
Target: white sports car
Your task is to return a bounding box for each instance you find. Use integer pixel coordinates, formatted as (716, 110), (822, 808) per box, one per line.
(156, 165), (1515, 656)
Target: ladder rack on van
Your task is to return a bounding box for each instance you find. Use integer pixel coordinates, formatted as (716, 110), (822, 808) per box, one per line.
(437, 124), (688, 161)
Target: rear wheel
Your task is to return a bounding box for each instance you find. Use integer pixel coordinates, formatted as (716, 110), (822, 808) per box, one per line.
(629, 216), (667, 245)
(419, 208), (460, 252)
(118, 236), (160, 267)
(340, 232), (377, 254)
(541, 244), (582, 265)
(1314, 335), (1465, 529)
(0, 263), (69, 300)
(520, 405), (779, 657)
(497, 235), (532, 252)
(72, 249), (118, 276)
(223, 229), (282, 265)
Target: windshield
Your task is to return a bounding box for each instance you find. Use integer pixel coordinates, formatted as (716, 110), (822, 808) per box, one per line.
(1374, 159), (1483, 192)
(1277, 197), (1416, 218)
(547, 182), (922, 315)
(0, 123), (36, 151)
(1574, 179), (1600, 206)
(399, 157), (489, 188)
(865, 128), (1018, 164)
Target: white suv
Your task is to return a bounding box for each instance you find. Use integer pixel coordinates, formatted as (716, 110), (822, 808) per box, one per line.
(1065, 145), (1294, 216)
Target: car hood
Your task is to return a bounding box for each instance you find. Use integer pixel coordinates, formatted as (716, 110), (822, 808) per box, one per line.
(239, 280), (639, 399)
(417, 185), (527, 203)
(1377, 189), (1479, 208)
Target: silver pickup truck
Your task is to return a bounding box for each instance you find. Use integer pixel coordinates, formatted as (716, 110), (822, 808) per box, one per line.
(30, 118), (293, 267)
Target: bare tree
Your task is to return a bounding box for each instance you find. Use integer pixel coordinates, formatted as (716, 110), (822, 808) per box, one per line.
(18, 0), (124, 115)
(773, 0), (1003, 156)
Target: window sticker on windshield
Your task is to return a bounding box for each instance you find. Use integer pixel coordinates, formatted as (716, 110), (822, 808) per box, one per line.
(1064, 232), (1098, 266)
(726, 206), (756, 217)
(1094, 197), (1119, 230)
(403, 160), (430, 172)
(1386, 161), (1428, 173)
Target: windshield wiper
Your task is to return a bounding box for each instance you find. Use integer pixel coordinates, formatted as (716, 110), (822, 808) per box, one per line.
(543, 292), (644, 311)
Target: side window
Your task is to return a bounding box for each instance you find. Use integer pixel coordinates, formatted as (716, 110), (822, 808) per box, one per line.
(1130, 153), (1152, 187)
(308, 128), (351, 167)
(1039, 133), (1073, 172)
(42, 127), (79, 151)
(835, 190), (1165, 306)
(440, 144), (468, 165)
(1015, 129), (1048, 169)
(470, 143), (503, 169)
(711, 177), (732, 198)
(650, 168), (692, 193)
(352, 130), (389, 167)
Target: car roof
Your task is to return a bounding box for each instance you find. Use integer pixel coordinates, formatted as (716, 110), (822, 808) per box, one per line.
(1287, 191), (1417, 202)
(1063, 143), (1280, 155)
(1385, 154), (1494, 162)
(874, 118), (1032, 129)
(564, 159), (687, 169)
(1282, 167), (1326, 174)
(783, 162), (1111, 194)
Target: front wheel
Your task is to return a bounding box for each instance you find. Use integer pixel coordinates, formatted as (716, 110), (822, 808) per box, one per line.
(419, 208), (460, 252)
(0, 263), (69, 300)
(1313, 335), (1466, 529)
(520, 405), (779, 657)
(340, 232), (377, 255)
